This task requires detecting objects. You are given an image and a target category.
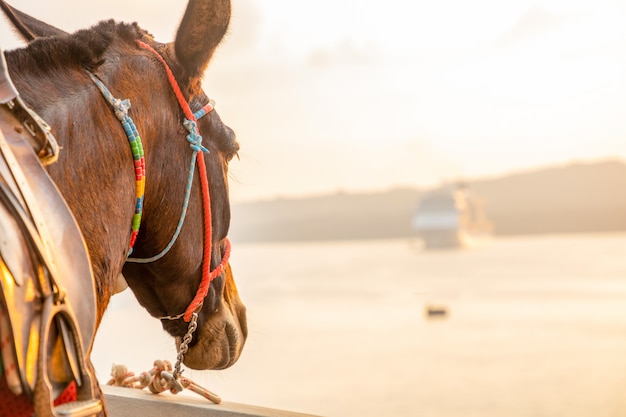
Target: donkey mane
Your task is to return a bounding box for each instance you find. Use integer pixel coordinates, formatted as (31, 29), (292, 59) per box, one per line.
(8, 17), (239, 157)
(8, 20), (147, 74)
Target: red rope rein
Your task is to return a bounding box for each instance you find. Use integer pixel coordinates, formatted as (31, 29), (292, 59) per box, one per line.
(136, 40), (230, 322)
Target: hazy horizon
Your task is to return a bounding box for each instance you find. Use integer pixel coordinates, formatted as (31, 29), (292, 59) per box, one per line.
(230, 155), (626, 203)
(1, 0), (625, 202)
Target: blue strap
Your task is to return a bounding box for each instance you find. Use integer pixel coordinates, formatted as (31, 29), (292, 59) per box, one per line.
(126, 108), (211, 263)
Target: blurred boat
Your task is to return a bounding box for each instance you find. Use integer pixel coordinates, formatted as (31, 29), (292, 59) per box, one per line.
(411, 183), (494, 249)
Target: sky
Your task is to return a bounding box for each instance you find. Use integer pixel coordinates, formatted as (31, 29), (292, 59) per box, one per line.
(2, 0), (626, 201)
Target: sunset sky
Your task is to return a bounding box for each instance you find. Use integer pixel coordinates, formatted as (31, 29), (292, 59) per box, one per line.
(2, 0), (626, 201)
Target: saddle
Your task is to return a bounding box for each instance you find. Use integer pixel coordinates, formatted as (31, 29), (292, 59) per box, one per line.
(0, 51), (102, 416)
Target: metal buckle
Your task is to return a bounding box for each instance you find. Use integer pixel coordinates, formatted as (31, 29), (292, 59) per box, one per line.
(5, 96), (59, 165)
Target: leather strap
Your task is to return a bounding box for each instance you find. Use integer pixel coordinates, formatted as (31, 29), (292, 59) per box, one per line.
(0, 50), (59, 165)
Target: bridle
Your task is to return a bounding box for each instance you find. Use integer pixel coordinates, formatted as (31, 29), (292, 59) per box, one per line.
(88, 39), (232, 378)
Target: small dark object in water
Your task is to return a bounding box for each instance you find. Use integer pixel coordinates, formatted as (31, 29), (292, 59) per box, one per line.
(426, 305), (448, 318)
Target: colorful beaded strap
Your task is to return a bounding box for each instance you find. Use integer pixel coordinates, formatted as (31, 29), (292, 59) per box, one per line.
(88, 72), (145, 252)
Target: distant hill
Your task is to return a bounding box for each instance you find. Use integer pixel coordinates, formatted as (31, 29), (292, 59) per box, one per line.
(470, 160), (626, 235)
(229, 159), (626, 243)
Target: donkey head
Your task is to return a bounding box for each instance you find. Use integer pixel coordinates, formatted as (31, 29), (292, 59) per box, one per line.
(1, 0), (247, 370)
(120, 0), (248, 372)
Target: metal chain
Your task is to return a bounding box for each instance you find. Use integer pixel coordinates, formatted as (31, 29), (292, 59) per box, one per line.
(173, 311), (199, 379)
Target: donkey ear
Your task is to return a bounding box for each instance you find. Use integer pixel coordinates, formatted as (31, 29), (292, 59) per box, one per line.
(0, 1), (67, 42)
(174, 0), (231, 82)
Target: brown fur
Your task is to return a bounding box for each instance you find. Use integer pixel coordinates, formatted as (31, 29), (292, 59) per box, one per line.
(3, 0), (246, 371)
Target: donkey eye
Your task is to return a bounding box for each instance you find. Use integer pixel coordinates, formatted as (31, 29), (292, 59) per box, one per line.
(225, 151), (239, 163)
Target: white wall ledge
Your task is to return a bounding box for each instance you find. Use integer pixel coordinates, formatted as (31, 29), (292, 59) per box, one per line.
(102, 385), (322, 417)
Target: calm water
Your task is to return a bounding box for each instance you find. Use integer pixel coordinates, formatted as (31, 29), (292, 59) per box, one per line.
(92, 233), (626, 417)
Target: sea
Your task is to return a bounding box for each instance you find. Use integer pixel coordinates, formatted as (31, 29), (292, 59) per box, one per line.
(91, 233), (626, 417)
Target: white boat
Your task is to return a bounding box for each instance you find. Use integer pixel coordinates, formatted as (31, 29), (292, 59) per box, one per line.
(411, 183), (493, 249)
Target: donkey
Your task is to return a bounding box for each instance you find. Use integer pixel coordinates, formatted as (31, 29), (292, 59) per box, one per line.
(0, 0), (247, 414)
